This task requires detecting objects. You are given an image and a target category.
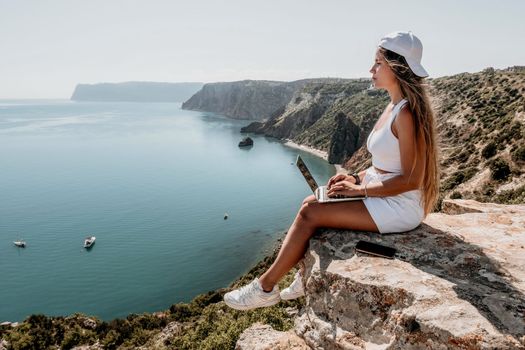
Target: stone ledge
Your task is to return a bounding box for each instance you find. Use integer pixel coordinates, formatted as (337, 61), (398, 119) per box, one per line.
(442, 199), (525, 215)
(295, 199), (525, 349)
(235, 323), (311, 350)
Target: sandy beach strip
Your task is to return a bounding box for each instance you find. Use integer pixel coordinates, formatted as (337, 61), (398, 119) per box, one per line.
(283, 139), (346, 174)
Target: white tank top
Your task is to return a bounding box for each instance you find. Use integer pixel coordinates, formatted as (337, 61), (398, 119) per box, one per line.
(366, 99), (408, 174)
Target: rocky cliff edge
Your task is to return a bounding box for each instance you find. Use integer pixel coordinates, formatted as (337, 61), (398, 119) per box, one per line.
(237, 199), (525, 349)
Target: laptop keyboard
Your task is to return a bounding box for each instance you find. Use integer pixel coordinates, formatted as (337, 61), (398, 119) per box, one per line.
(321, 187), (348, 199)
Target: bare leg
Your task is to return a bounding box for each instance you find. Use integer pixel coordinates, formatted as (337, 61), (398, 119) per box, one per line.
(258, 196), (379, 291)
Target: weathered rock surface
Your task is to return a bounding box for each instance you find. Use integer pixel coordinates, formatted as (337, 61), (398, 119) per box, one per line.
(294, 199), (525, 349)
(441, 198), (525, 215)
(236, 323), (311, 350)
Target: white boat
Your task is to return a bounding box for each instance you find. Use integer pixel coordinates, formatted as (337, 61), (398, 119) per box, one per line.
(84, 236), (96, 248)
(13, 240), (26, 248)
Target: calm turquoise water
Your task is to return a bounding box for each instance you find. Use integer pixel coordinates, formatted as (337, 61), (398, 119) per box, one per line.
(0, 100), (334, 322)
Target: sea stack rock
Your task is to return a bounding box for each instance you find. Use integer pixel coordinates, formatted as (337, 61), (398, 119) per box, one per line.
(238, 137), (254, 147)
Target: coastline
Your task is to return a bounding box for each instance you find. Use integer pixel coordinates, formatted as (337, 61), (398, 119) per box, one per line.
(283, 139), (346, 174)
(1, 103), (316, 325)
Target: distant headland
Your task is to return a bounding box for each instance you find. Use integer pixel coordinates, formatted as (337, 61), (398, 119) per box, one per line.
(70, 81), (203, 102)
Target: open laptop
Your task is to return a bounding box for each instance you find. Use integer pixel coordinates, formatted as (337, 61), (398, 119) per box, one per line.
(296, 155), (366, 203)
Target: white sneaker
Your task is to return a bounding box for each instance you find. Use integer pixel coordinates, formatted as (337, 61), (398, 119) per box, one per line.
(223, 278), (280, 310)
(280, 271), (305, 300)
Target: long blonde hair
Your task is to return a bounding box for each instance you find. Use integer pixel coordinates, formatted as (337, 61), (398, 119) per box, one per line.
(379, 47), (440, 216)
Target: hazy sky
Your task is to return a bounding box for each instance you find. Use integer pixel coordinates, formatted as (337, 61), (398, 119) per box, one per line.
(1, 0), (524, 98)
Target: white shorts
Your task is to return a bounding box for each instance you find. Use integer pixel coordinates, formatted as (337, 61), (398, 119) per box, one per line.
(362, 167), (424, 233)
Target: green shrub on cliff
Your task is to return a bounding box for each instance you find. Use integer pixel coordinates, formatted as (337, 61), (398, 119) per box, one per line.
(512, 145), (525, 162)
(493, 184), (525, 204)
(167, 301), (296, 350)
(450, 191), (463, 199)
(441, 167), (478, 191)
(490, 159), (511, 181)
(3, 314), (63, 350)
(61, 325), (96, 349)
(482, 142), (497, 159)
(101, 329), (120, 349)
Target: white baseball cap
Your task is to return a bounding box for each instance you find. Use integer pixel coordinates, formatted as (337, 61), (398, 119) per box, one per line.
(379, 31), (429, 78)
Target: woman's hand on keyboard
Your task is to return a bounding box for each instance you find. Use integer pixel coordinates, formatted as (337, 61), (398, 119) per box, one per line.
(327, 174), (348, 189)
(327, 180), (360, 198)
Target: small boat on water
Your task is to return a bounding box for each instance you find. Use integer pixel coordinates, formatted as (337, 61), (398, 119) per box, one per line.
(13, 240), (26, 248)
(84, 236), (96, 248)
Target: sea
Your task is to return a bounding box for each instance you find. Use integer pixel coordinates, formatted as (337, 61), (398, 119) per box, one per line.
(0, 100), (334, 322)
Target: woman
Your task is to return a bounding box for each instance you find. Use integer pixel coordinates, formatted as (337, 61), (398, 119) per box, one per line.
(224, 31), (440, 310)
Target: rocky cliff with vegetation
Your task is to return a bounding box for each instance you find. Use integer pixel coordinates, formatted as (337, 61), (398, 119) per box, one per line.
(240, 66), (525, 207)
(240, 79), (386, 165)
(71, 82), (203, 102)
(427, 66), (524, 205)
(181, 79), (350, 120)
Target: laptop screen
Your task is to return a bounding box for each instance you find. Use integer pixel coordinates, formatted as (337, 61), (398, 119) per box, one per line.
(296, 155), (319, 194)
